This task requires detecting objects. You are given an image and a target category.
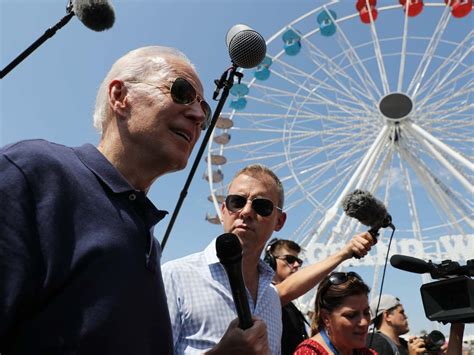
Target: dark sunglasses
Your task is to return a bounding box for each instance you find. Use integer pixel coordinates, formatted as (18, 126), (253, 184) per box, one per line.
(276, 254), (303, 266)
(225, 194), (282, 217)
(128, 77), (212, 130)
(328, 271), (363, 286)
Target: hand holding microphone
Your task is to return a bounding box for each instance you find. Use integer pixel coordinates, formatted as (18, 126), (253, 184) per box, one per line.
(344, 231), (375, 259)
(206, 317), (270, 355)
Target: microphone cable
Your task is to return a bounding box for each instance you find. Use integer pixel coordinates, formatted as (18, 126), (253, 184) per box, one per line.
(368, 225), (396, 348)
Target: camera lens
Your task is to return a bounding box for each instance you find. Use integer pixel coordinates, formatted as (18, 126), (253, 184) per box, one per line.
(425, 330), (445, 351)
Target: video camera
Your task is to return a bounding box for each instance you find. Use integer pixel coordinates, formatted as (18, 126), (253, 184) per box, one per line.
(390, 255), (474, 324)
(421, 330), (445, 353)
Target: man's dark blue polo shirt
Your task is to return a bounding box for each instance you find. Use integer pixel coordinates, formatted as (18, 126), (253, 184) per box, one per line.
(0, 140), (173, 354)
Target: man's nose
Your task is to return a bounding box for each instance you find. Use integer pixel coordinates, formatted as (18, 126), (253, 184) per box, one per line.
(186, 100), (206, 128)
(239, 200), (255, 217)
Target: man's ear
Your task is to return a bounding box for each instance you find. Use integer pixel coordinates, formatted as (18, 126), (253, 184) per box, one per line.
(274, 211), (287, 232)
(108, 79), (129, 116)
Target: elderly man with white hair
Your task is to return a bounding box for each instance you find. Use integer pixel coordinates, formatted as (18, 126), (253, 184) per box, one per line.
(0, 46), (267, 355)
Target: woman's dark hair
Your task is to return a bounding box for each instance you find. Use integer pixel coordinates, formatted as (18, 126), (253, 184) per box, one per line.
(310, 272), (370, 336)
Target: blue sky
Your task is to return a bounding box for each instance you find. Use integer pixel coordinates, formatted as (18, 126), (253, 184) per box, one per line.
(1, 0), (472, 336)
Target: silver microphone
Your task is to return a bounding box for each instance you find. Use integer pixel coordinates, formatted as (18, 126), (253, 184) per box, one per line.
(226, 24), (266, 69)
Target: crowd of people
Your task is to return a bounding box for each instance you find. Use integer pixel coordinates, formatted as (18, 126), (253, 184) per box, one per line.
(0, 45), (468, 355)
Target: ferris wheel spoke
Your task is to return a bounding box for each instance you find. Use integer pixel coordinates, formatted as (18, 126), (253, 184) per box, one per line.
(253, 70), (377, 117)
(398, 142), (473, 235)
(271, 52), (376, 110)
(299, 37), (380, 110)
(246, 82), (372, 119)
(406, 121), (474, 171)
(414, 31), (473, 100)
(405, 125), (472, 192)
(415, 69), (474, 112)
(311, 125), (390, 239)
(365, 138), (396, 194)
(398, 6), (411, 92)
(365, 1), (390, 94)
(321, 5), (383, 98)
(398, 157), (433, 284)
(299, 175), (352, 246)
(408, 6), (452, 98)
(331, 142), (392, 240)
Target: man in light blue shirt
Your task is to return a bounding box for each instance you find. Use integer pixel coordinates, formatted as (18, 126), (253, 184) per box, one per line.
(163, 164), (375, 354)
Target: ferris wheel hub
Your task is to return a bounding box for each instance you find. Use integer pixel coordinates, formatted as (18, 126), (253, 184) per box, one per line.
(379, 92), (413, 122)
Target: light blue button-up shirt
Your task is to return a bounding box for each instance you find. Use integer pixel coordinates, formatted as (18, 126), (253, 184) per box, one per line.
(162, 239), (282, 354)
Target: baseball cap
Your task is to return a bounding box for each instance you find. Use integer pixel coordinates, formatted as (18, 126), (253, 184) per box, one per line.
(370, 294), (401, 320)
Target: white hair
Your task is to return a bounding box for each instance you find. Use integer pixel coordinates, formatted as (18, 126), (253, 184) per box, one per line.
(93, 46), (195, 133)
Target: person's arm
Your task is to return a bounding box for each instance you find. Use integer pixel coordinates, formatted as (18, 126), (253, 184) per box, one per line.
(276, 232), (374, 305)
(161, 262), (185, 348)
(446, 323), (464, 355)
(205, 317), (269, 355)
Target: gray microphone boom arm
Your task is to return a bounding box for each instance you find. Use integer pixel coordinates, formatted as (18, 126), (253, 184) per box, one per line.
(0, 5), (74, 79)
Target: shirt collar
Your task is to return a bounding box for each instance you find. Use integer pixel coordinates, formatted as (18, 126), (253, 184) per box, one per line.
(73, 143), (168, 228)
(73, 143), (136, 194)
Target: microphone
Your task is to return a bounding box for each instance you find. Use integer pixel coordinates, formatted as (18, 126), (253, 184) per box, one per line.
(0, 0), (115, 79)
(390, 254), (432, 274)
(226, 24), (266, 69)
(216, 233), (253, 330)
(72, 0), (115, 32)
(391, 254), (474, 278)
(341, 189), (395, 238)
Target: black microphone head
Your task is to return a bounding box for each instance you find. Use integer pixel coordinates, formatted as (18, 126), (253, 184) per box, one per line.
(216, 233), (242, 265)
(390, 254), (431, 274)
(226, 24), (266, 69)
(341, 189), (388, 228)
(73, 0), (115, 32)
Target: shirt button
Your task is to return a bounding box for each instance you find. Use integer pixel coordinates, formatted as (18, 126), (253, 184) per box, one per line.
(129, 193), (137, 201)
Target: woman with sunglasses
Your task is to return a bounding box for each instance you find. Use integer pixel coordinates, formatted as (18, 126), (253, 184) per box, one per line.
(294, 272), (376, 355)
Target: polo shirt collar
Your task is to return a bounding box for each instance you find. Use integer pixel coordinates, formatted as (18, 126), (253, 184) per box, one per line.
(73, 143), (137, 194)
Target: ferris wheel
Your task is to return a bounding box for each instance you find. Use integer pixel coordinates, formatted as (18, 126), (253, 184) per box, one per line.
(204, 0), (473, 287)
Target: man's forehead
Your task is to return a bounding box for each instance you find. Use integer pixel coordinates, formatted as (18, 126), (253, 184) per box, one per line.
(277, 246), (297, 255)
(230, 172), (277, 187)
(166, 58), (203, 93)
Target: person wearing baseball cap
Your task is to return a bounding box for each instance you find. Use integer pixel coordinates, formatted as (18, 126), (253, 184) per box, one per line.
(367, 294), (426, 355)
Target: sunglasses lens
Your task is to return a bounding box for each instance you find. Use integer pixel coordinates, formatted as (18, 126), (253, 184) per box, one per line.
(225, 195), (246, 212)
(252, 198), (274, 217)
(171, 78), (196, 104)
(329, 272), (362, 286)
(285, 255), (303, 266)
(225, 195), (276, 217)
(200, 101), (212, 130)
(171, 78), (212, 131)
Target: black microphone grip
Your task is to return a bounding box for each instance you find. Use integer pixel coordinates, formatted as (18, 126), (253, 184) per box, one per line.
(221, 263), (253, 330)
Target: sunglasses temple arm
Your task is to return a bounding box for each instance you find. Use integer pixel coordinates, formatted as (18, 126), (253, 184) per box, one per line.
(160, 65), (240, 251)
